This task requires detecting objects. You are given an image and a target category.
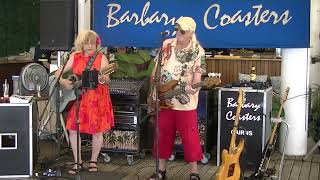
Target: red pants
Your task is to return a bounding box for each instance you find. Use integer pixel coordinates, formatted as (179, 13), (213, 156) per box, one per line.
(152, 109), (203, 162)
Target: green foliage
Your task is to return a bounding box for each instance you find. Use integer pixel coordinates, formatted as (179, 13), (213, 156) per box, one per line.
(271, 97), (284, 118)
(310, 85), (320, 142)
(0, 0), (39, 57)
(110, 50), (155, 79)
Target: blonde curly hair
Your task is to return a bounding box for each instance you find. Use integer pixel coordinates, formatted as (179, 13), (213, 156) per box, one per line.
(74, 30), (101, 52)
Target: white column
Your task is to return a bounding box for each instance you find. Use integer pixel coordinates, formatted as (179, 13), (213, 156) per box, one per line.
(78, 0), (91, 32)
(310, 0), (320, 86)
(280, 48), (310, 155)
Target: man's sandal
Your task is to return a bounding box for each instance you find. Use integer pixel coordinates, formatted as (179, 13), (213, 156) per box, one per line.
(189, 173), (200, 180)
(88, 161), (98, 172)
(149, 170), (166, 180)
(67, 162), (84, 175)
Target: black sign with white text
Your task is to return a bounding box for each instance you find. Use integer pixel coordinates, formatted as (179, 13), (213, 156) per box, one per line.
(219, 89), (265, 170)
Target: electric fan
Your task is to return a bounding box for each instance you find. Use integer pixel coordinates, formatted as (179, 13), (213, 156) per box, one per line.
(19, 63), (49, 97)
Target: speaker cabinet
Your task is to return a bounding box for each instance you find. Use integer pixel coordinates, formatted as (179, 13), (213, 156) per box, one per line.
(0, 102), (38, 177)
(217, 87), (272, 170)
(40, 0), (75, 50)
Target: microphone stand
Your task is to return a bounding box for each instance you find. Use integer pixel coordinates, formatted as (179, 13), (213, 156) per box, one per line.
(73, 60), (100, 180)
(36, 50), (71, 178)
(74, 80), (81, 180)
(153, 32), (167, 179)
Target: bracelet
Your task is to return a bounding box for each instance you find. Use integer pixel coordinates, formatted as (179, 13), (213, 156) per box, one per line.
(98, 78), (106, 84)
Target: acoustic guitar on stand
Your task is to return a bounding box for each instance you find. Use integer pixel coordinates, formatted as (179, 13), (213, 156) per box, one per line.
(215, 88), (245, 180)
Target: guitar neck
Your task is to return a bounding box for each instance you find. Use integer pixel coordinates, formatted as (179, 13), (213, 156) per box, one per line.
(228, 89), (244, 152)
(73, 80), (82, 89)
(268, 87), (290, 145)
(229, 98), (242, 151)
(69, 63), (116, 89)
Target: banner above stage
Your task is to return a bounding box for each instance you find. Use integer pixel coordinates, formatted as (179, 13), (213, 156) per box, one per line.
(93, 0), (310, 48)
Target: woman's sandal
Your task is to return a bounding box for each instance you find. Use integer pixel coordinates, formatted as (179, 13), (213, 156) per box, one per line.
(189, 173), (200, 180)
(149, 170), (166, 180)
(88, 161), (98, 172)
(68, 162), (84, 175)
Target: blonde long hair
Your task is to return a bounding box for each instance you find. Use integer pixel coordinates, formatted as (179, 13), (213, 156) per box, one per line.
(74, 30), (101, 52)
(190, 33), (202, 50)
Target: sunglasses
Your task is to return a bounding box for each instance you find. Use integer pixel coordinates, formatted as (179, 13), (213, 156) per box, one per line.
(174, 27), (186, 35)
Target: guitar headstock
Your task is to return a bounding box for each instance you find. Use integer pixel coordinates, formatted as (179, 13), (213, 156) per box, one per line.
(101, 62), (119, 75)
(203, 72), (222, 88)
(208, 72), (221, 79)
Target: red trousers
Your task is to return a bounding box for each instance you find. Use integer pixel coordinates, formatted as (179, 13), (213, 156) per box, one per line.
(153, 109), (203, 162)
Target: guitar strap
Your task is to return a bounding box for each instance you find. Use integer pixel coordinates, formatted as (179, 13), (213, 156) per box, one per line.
(178, 64), (188, 82)
(84, 51), (99, 71)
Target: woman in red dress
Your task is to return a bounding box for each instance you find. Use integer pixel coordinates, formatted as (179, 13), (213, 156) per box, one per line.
(54, 30), (114, 174)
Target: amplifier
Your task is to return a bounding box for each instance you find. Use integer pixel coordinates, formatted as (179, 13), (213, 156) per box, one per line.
(0, 102), (37, 178)
(113, 104), (139, 130)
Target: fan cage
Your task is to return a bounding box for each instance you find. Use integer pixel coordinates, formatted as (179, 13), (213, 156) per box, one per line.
(20, 63), (49, 92)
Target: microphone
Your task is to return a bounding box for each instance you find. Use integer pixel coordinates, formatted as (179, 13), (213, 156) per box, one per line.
(160, 30), (170, 35)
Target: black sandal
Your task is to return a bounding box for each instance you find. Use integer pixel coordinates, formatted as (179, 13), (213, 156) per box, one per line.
(88, 161), (98, 172)
(190, 173), (200, 180)
(68, 162), (84, 175)
(149, 170), (166, 180)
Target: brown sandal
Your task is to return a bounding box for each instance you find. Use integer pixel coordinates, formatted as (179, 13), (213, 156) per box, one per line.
(149, 170), (166, 180)
(190, 173), (200, 180)
(88, 161), (98, 172)
(68, 162), (84, 175)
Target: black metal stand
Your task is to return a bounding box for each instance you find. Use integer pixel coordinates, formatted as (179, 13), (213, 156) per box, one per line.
(36, 51), (72, 178)
(153, 33), (167, 179)
(74, 87), (81, 180)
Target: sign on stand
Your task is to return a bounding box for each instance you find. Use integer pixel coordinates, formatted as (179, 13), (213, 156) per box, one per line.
(217, 87), (272, 170)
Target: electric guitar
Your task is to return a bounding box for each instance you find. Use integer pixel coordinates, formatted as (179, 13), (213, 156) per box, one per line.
(49, 62), (118, 112)
(249, 87), (290, 179)
(215, 88), (245, 180)
(149, 75), (221, 112)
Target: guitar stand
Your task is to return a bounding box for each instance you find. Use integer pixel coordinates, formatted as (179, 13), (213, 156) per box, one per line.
(303, 139), (320, 161)
(34, 51), (69, 178)
(38, 108), (69, 144)
(243, 119), (289, 180)
(269, 119), (290, 180)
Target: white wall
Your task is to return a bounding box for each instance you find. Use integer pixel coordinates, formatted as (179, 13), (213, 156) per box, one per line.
(78, 0), (91, 32)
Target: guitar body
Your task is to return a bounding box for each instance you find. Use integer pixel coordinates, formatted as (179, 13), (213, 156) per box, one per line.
(216, 139), (245, 180)
(49, 62), (118, 112)
(251, 131), (278, 179)
(49, 76), (78, 112)
(159, 80), (178, 93)
(149, 77), (221, 111)
(158, 80), (179, 109)
(216, 89), (245, 180)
